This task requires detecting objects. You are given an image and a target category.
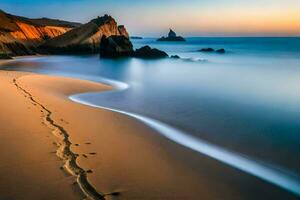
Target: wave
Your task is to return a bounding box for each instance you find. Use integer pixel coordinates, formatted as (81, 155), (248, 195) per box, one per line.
(69, 78), (300, 197)
(181, 57), (208, 62)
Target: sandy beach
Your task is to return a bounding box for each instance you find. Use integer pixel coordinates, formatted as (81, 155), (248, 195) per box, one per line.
(0, 70), (81, 200)
(0, 66), (298, 200)
(0, 1), (300, 199)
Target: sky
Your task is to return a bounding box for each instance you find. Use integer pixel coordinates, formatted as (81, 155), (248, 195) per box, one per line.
(1, 0), (300, 37)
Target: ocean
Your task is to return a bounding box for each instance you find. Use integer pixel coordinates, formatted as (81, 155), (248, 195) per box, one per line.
(3, 37), (300, 199)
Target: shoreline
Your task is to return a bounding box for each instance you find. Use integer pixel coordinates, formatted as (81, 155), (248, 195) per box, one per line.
(13, 77), (106, 200)
(70, 92), (300, 197)
(0, 69), (115, 199)
(0, 70), (82, 200)
(0, 69), (299, 200)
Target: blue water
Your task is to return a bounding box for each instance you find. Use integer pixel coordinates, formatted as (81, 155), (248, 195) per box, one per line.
(2, 37), (300, 198)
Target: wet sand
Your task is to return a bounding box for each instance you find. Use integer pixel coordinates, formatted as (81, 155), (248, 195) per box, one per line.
(0, 69), (298, 200)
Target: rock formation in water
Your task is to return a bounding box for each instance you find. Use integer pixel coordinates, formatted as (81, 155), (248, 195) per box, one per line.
(99, 35), (134, 58)
(199, 48), (215, 52)
(170, 55), (180, 59)
(99, 36), (168, 59)
(130, 36), (143, 39)
(216, 48), (225, 53)
(198, 48), (226, 53)
(134, 46), (168, 58)
(0, 10), (80, 57)
(157, 29), (186, 42)
(41, 15), (130, 54)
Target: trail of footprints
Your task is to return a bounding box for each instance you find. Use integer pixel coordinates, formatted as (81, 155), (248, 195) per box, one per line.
(12, 78), (107, 200)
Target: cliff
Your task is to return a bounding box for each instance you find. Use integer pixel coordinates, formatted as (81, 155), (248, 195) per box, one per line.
(0, 10), (80, 57)
(40, 15), (130, 54)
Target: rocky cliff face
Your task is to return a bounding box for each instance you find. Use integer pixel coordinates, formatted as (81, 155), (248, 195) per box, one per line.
(118, 25), (129, 38)
(0, 11), (130, 56)
(41, 15), (130, 54)
(0, 10), (80, 56)
(10, 22), (72, 42)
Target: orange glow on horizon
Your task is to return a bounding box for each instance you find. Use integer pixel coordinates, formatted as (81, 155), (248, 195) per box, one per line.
(125, 3), (300, 36)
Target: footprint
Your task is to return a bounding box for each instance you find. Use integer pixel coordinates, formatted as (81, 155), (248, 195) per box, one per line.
(60, 118), (69, 124)
(106, 192), (121, 196)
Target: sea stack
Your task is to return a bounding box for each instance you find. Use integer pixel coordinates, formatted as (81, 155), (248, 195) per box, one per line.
(99, 35), (134, 58)
(157, 29), (186, 42)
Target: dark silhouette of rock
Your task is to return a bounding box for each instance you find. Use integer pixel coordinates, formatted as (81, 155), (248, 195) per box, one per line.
(171, 55), (180, 59)
(99, 35), (134, 58)
(199, 48), (215, 52)
(168, 29), (177, 38)
(157, 29), (186, 42)
(99, 36), (168, 59)
(216, 48), (225, 53)
(199, 48), (226, 53)
(0, 53), (12, 59)
(130, 36), (143, 39)
(134, 46), (168, 58)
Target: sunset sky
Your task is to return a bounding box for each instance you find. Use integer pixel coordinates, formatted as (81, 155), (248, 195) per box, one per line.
(1, 0), (300, 37)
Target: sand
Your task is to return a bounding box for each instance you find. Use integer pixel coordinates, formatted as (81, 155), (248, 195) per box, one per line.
(0, 69), (297, 200)
(0, 70), (81, 200)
